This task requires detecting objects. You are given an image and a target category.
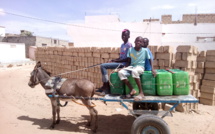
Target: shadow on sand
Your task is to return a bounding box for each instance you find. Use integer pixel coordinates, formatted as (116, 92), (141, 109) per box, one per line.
(18, 114), (135, 134)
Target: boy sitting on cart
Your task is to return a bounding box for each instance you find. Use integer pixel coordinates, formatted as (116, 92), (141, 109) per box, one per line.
(118, 36), (150, 101)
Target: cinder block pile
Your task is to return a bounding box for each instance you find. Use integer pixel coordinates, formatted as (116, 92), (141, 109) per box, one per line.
(174, 45), (200, 111)
(35, 45), (215, 109)
(195, 51), (206, 89)
(152, 46), (174, 69)
(35, 46), (120, 88)
(200, 50), (215, 106)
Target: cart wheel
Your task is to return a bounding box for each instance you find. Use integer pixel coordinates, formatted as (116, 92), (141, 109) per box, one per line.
(133, 102), (159, 110)
(131, 114), (170, 134)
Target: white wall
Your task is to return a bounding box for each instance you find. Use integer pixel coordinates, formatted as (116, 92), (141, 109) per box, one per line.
(67, 15), (215, 51)
(161, 23), (215, 51)
(67, 15), (162, 47)
(0, 42), (26, 63)
(0, 26), (5, 37)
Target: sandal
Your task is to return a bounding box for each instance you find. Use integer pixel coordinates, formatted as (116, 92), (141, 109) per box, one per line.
(134, 95), (145, 101)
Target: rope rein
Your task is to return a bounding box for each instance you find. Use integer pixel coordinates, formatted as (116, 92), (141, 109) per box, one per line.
(38, 63), (102, 83)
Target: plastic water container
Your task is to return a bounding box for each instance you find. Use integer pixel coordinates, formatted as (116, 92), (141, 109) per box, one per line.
(141, 71), (156, 96)
(156, 69), (173, 96)
(167, 69), (190, 95)
(110, 72), (125, 95)
(125, 76), (139, 95)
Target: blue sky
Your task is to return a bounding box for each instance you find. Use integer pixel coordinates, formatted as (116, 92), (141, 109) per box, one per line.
(0, 0), (215, 42)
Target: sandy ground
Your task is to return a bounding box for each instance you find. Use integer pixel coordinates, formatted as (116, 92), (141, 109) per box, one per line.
(0, 65), (215, 134)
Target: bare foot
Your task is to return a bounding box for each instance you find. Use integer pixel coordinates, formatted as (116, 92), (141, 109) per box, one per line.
(130, 89), (137, 96)
(134, 93), (145, 101)
(126, 89), (137, 98)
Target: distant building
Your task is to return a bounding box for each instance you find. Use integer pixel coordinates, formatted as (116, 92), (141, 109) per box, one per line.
(0, 42), (26, 63)
(0, 26), (5, 41)
(68, 14), (215, 51)
(2, 30), (70, 58)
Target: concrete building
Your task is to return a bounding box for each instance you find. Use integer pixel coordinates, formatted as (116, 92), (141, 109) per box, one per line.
(2, 30), (70, 58)
(161, 14), (215, 52)
(0, 42), (26, 63)
(68, 14), (215, 51)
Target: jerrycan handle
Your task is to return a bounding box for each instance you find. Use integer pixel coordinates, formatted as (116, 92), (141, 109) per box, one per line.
(166, 69), (175, 74)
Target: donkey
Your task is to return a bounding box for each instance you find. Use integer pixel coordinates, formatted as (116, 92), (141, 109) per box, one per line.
(28, 61), (98, 132)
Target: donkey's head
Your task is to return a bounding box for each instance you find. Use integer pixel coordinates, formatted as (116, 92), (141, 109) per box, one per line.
(28, 61), (41, 88)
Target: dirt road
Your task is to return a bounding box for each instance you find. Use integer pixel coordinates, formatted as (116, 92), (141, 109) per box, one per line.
(0, 65), (215, 134)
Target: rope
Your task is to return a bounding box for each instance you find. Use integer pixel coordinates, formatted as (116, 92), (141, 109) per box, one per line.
(52, 63), (101, 77)
(57, 98), (68, 107)
(38, 63), (101, 83)
(108, 64), (122, 88)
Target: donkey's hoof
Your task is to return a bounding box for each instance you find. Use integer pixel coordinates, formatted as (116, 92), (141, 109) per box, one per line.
(49, 124), (55, 129)
(92, 127), (98, 133)
(92, 129), (97, 133)
(56, 120), (60, 124)
(86, 122), (91, 127)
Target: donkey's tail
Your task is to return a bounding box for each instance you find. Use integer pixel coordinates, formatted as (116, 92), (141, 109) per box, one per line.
(91, 84), (96, 97)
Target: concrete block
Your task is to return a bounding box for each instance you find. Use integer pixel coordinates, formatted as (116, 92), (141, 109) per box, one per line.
(101, 53), (110, 59)
(193, 82), (199, 90)
(200, 92), (215, 100)
(110, 53), (119, 59)
(202, 80), (215, 86)
(192, 61), (197, 69)
(191, 89), (201, 97)
(174, 60), (192, 68)
(158, 46), (164, 52)
(153, 46), (160, 52)
(197, 57), (206, 62)
(182, 53), (197, 61)
(206, 50), (215, 56)
(206, 56), (215, 62)
(200, 98), (215, 106)
(201, 85), (215, 94)
(195, 68), (204, 73)
(205, 61), (215, 68)
(177, 45), (193, 53)
(71, 52), (78, 57)
(204, 73), (215, 81)
(93, 52), (100, 58)
(91, 47), (101, 52)
(84, 47), (92, 52)
(164, 59), (171, 67)
(175, 52), (182, 60)
(175, 103), (188, 112)
(93, 57), (101, 63)
(205, 68), (215, 74)
(193, 46), (198, 55)
(85, 52), (92, 57)
(156, 53), (172, 60)
(199, 51), (206, 57)
(110, 47), (120, 53)
(197, 62), (204, 68)
(78, 52), (85, 57)
(153, 59), (158, 66)
(158, 59), (165, 67)
(62, 52), (71, 56)
(87, 57), (94, 63)
(163, 46), (174, 53)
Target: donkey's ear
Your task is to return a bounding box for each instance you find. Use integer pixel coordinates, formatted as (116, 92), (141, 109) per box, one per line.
(35, 61), (42, 69)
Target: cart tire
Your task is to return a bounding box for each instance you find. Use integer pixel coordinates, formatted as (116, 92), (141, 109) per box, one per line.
(133, 102), (159, 110)
(131, 114), (170, 134)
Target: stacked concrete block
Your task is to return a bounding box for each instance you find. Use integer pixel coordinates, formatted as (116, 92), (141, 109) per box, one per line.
(200, 50), (215, 106)
(195, 51), (206, 88)
(174, 45), (200, 111)
(153, 46), (174, 69)
(35, 46), (120, 88)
